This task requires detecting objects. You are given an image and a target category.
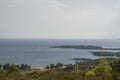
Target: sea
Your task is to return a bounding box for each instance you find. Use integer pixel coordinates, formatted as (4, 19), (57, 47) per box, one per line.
(0, 39), (120, 68)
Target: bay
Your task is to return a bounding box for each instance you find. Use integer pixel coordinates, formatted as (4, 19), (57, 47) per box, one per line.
(0, 39), (120, 68)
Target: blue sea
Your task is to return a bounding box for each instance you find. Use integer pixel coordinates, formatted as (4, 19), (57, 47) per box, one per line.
(0, 39), (120, 68)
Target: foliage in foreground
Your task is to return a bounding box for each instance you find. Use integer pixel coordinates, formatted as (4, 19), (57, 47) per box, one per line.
(1, 58), (120, 80)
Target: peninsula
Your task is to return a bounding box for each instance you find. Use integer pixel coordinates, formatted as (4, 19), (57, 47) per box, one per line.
(51, 45), (120, 50)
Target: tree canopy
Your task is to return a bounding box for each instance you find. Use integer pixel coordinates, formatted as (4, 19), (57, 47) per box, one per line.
(93, 57), (112, 74)
(111, 58), (120, 72)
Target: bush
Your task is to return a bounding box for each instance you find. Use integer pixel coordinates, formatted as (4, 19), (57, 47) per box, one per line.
(0, 70), (6, 78)
(7, 64), (20, 77)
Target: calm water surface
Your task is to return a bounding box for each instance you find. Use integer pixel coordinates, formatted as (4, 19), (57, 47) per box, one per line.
(0, 39), (120, 68)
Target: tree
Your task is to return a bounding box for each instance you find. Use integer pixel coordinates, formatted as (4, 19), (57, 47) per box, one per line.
(3, 64), (9, 70)
(56, 63), (63, 68)
(19, 64), (31, 70)
(85, 70), (95, 80)
(65, 64), (74, 71)
(27, 65), (31, 69)
(111, 58), (120, 72)
(7, 64), (20, 77)
(85, 70), (95, 77)
(74, 63), (79, 73)
(50, 64), (55, 69)
(0, 64), (2, 69)
(46, 65), (50, 69)
(93, 57), (112, 74)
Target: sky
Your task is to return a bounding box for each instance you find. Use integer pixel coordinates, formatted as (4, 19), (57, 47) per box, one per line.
(0, 0), (120, 39)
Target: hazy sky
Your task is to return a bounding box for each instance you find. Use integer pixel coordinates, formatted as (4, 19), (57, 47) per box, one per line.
(0, 0), (120, 39)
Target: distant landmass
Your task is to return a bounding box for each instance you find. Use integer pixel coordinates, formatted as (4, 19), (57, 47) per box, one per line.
(91, 51), (120, 57)
(51, 45), (120, 50)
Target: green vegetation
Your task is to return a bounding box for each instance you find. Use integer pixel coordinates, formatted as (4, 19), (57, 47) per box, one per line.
(93, 58), (112, 80)
(0, 64), (31, 70)
(74, 62), (80, 73)
(1, 58), (120, 80)
(111, 58), (120, 72)
(93, 58), (112, 74)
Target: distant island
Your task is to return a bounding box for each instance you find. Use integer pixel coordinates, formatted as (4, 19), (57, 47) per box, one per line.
(91, 51), (120, 57)
(51, 45), (120, 50)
